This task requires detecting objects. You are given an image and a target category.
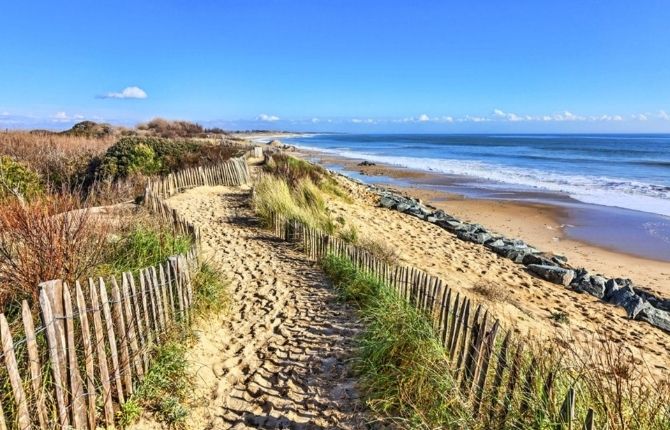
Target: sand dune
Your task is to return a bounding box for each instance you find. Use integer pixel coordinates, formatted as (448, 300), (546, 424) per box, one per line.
(329, 175), (670, 377)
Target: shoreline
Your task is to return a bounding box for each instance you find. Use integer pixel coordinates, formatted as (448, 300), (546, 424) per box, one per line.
(292, 147), (670, 296)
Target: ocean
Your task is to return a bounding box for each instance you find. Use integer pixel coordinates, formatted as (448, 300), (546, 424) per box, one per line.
(284, 133), (670, 260)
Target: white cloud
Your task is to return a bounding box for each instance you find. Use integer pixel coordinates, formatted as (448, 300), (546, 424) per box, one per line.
(417, 114), (430, 122)
(100, 86), (148, 99)
(256, 113), (280, 122)
(659, 110), (670, 120)
(462, 115), (489, 123)
(493, 108), (525, 122)
(631, 114), (648, 121)
(50, 112), (86, 123)
(311, 117), (320, 123)
(351, 118), (376, 124)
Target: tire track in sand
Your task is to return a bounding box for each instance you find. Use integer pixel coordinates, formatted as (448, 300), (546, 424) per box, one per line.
(159, 184), (371, 429)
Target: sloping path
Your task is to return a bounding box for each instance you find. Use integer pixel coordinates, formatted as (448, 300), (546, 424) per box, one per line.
(159, 185), (370, 429)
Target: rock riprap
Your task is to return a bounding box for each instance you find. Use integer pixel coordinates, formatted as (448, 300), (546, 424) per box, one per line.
(371, 187), (670, 334)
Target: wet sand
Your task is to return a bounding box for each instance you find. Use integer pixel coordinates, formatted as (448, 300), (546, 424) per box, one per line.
(295, 149), (670, 297)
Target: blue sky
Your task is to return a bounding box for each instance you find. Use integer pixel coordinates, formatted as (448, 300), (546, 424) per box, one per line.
(1, 0), (669, 132)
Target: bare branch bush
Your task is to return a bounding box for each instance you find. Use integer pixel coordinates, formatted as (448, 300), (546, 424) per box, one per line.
(0, 194), (111, 308)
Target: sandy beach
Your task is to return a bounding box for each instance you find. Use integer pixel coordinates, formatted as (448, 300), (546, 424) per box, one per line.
(293, 149), (670, 298)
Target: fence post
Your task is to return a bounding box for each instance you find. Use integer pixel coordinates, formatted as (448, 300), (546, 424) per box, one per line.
(127, 272), (149, 373)
(88, 278), (115, 427)
(499, 341), (525, 428)
(74, 282), (98, 430)
(557, 387), (575, 430)
(62, 283), (87, 428)
(0, 398), (6, 430)
(99, 278), (125, 405)
(488, 331), (511, 424)
(39, 287), (69, 428)
(121, 274), (143, 379)
(473, 319), (500, 416)
(0, 314), (31, 430)
(20, 301), (48, 430)
(583, 408), (594, 430)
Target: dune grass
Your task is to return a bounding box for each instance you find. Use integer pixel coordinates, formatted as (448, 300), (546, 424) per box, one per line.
(321, 254), (472, 428)
(321, 253), (670, 429)
(253, 174), (337, 233)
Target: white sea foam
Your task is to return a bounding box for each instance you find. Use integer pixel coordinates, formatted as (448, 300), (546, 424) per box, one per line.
(296, 144), (670, 217)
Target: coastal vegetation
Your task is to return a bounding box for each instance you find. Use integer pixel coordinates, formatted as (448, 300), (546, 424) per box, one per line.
(253, 153), (349, 233)
(252, 155), (670, 429)
(0, 121), (242, 311)
(320, 252), (670, 429)
(322, 253), (472, 428)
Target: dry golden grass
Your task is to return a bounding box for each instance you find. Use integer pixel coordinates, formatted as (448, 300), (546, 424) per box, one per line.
(0, 131), (115, 189)
(470, 279), (511, 303)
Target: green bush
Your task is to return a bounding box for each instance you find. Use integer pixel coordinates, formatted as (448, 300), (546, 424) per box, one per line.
(0, 156), (43, 201)
(97, 226), (191, 276)
(96, 136), (239, 181)
(62, 120), (113, 138)
(97, 138), (163, 179)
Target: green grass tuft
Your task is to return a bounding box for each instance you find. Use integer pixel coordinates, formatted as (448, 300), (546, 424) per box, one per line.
(97, 226), (191, 276)
(192, 261), (229, 316)
(118, 342), (191, 427)
(321, 254), (471, 428)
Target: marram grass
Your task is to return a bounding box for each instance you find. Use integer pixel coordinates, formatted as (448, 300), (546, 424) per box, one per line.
(321, 254), (472, 429)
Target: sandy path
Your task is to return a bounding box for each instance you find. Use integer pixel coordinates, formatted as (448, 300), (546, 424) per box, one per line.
(135, 185), (370, 429)
(330, 177), (670, 378)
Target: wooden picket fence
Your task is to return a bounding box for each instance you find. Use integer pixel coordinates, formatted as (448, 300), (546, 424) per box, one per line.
(0, 158), (247, 429)
(269, 212), (600, 429)
(143, 156), (250, 200)
(0, 244), (198, 429)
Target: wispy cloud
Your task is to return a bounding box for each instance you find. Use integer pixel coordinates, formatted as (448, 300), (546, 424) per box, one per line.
(51, 112), (85, 122)
(351, 118), (376, 124)
(256, 113), (280, 122)
(99, 86), (148, 100)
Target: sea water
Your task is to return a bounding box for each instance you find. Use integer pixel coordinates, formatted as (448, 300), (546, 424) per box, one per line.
(285, 133), (670, 261)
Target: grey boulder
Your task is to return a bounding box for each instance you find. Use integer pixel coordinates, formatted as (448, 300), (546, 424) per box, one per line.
(637, 307), (670, 333)
(571, 273), (607, 299)
(527, 264), (575, 286)
(607, 285), (648, 319)
(379, 196), (397, 209)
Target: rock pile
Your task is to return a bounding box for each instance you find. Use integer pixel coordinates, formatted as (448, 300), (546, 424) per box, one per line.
(376, 189), (670, 333)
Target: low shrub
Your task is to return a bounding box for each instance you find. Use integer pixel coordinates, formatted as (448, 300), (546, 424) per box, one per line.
(138, 118), (204, 138)
(97, 136), (240, 181)
(471, 279), (511, 303)
(119, 342), (191, 427)
(61, 121), (114, 138)
(0, 194), (109, 309)
(358, 237), (399, 265)
(0, 156), (44, 201)
(98, 221), (191, 276)
(192, 262), (229, 316)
